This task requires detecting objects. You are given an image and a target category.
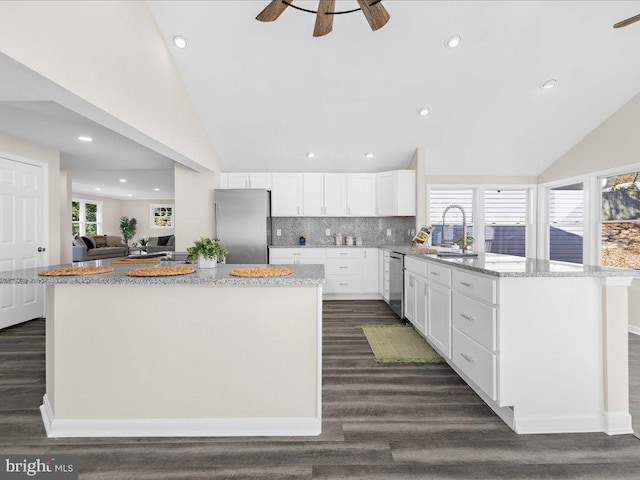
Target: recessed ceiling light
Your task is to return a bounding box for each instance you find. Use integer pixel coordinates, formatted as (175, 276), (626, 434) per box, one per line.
(94, 187), (101, 191)
(78, 136), (93, 142)
(445, 34), (462, 48)
(417, 107), (430, 116)
(127, 194), (133, 197)
(365, 152), (375, 159)
(119, 179), (127, 183)
(307, 152), (316, 159)
(173, 35), (187, 49)
(154, 188), (160, 192)
(541, 79), (557, 90)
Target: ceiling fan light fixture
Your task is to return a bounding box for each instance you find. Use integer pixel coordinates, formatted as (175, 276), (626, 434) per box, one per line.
(417, 107), (430, 116)
(445, 34), (462, 48)
(173, 35), (187, 49)
(541, 79), (557, 90)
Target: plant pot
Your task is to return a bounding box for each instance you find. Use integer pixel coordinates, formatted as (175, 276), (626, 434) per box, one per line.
(197, 256), (218, 269)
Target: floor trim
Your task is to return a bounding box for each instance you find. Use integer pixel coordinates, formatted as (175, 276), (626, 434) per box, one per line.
(40, 395), (321, 438)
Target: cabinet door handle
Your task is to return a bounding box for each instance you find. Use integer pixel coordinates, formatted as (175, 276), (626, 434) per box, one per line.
(347, 207), (351, 215)
(292, 253), (301, 256)
(431, 272), (440, 276)
(339, 283), (348, 286)
(339, 252), (348, 255)
(460, 282), (473, 287)
(297, 206), (300, 215)
(461, 353), (474, 363)
(460, 313), (474, 322)
(339, 266), (348, 269)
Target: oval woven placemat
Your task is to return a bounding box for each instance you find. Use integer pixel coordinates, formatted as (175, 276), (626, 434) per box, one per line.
(39, 267), (114, 276)
(229, 267), (293, 278)
(111, 258), (161, 265)
(126, 266), (196, 277)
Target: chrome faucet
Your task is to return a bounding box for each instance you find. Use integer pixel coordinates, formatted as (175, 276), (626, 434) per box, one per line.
(442, 204), (469, 252)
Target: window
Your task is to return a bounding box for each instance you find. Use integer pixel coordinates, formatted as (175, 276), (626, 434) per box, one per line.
(428, 189), (473, 247)
(484, 189), (527, 257)
(548, 183), (584, 264)
(601, 171), (640, 269)
(72, 199), (102, 236)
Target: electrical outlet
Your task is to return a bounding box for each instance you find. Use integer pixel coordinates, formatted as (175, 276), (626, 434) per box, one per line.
(411, 229), (415, 236)
(276, 229), (282, 237)
(386, 229), (392, 237)
(325, 229), (331, 236)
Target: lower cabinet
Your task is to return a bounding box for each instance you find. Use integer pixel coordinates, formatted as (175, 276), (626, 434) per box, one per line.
(404, 271), (427, 335)
(427, 281), (452, 359)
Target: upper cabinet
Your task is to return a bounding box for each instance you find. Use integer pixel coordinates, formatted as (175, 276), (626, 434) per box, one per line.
(221, 173), (272, 190)
(303, 174), (347, 216)
(222, 170), (415, 217)
(376, 170), (416, 216)
(271, 174), (303, 216)
(347, 174), (376, 217)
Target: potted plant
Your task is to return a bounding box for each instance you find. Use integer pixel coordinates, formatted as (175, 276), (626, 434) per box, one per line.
(138, 237), (149, 252)
(119, 216), (137, 247)
(187, 237), (227, 268)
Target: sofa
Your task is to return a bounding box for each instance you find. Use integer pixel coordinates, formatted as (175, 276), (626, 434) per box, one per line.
(146, 235), (175, 253)
(73, 235), (128, 262)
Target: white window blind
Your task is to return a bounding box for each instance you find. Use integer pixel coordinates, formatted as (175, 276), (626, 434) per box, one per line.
(428, 189), (473, 246)
(484, 189), (527, 257)
(548, 184), (583, 264)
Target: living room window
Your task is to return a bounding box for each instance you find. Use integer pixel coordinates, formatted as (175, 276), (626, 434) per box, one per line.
(484, 189), (528, 257)
(600, 171), (640, 269)
(72, 199), (102, 236)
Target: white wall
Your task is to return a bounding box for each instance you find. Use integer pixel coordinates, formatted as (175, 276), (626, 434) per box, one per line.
(174, 163), (218, 251)
(408, 147), (426, 230)
(71, 193), (122, 239)
(0, 1), (220, 174)
(0, 133), (62, 265)
(121, 199), (175, 242)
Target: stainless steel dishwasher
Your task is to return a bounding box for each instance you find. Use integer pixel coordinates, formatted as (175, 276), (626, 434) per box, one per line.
(389, 251), (404, 319)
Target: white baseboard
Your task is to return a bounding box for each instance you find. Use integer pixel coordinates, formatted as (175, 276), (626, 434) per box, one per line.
(603, 411), (634, 435)
(514, 414), (604, 434)
(40, 395), (321, 438)
(628, 325), (640, 336)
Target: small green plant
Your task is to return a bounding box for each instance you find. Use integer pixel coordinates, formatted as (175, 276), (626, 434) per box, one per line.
(138, 237), (149, 247)
(453, 234), (474, 246)
(187, 237), (227, 262)
(119, 216), (137, 246)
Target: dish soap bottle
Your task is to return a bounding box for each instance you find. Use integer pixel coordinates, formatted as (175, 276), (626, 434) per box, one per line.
(299, 235), (306, 246)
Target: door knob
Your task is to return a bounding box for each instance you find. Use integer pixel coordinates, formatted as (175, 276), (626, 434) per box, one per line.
(38, 247), (46, 252)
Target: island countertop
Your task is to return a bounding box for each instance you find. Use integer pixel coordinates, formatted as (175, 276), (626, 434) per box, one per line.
(378, 246), (640, 278)
(0, 261), (325, 286)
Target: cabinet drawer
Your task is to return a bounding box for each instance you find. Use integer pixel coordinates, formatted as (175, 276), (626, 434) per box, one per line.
(405, 256), (427, 277)
(326, 258), (362, 275)
(326, 275), (363, 294)
(326, 249), (364, 258)
(452, 269), (496, 304)
(452, 329), (497, 401)
(453, 291), (497, 352)
(269, 248), (324, 259)
(427, 263), (451, 287)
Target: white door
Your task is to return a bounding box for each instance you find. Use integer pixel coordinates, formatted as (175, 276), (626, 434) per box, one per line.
(324, 174), (347, 216)
(0, 157), (46, 329)
(271, 174), (303, 216)
(346, 174), (376, 216)
(302, 174), (324, 216)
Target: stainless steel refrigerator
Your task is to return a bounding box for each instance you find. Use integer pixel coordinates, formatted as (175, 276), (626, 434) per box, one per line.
(214, 189), (271, 264)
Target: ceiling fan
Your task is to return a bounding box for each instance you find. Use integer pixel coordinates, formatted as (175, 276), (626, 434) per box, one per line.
(256, 0), (390, 37)
(614, 13), (640, 28)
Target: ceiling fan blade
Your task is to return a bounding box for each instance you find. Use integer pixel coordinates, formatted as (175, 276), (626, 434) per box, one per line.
(314, 0), (335, 37)
(256, 0), (290, 22)
(357, 0), (390, 31)
(614, 13), (640, 28)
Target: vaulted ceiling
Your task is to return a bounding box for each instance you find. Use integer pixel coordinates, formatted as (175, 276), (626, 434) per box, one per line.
(149, 0), (640, 175)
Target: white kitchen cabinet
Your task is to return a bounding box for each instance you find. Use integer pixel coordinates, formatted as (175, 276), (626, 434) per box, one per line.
(271, 174), (303, 217)
(381, 250), (390, 303)
(221, 173), (272, 190)
(302, 174), (347, 216)
(404, 271), (417, 323)
(346, 174), (376, 217)
(302, 174), (324, 216)
(427, 280), (452, 359)
(376, 170), (416, 216)
(363, 248), (379, 294)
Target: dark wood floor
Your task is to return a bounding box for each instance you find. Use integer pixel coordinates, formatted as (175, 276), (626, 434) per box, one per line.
(2, 300), (640, 479)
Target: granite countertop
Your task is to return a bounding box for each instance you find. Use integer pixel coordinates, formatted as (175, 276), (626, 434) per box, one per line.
(0, 261), (325, 286)
(378, 245), (640, 278)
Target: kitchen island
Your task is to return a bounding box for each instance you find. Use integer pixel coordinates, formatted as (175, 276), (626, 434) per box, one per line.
(381, 247), (639, 435)
(0, 262), (325, 438)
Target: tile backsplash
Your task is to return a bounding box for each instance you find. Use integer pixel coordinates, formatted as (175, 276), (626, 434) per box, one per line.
(271, 217), (416, 246)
